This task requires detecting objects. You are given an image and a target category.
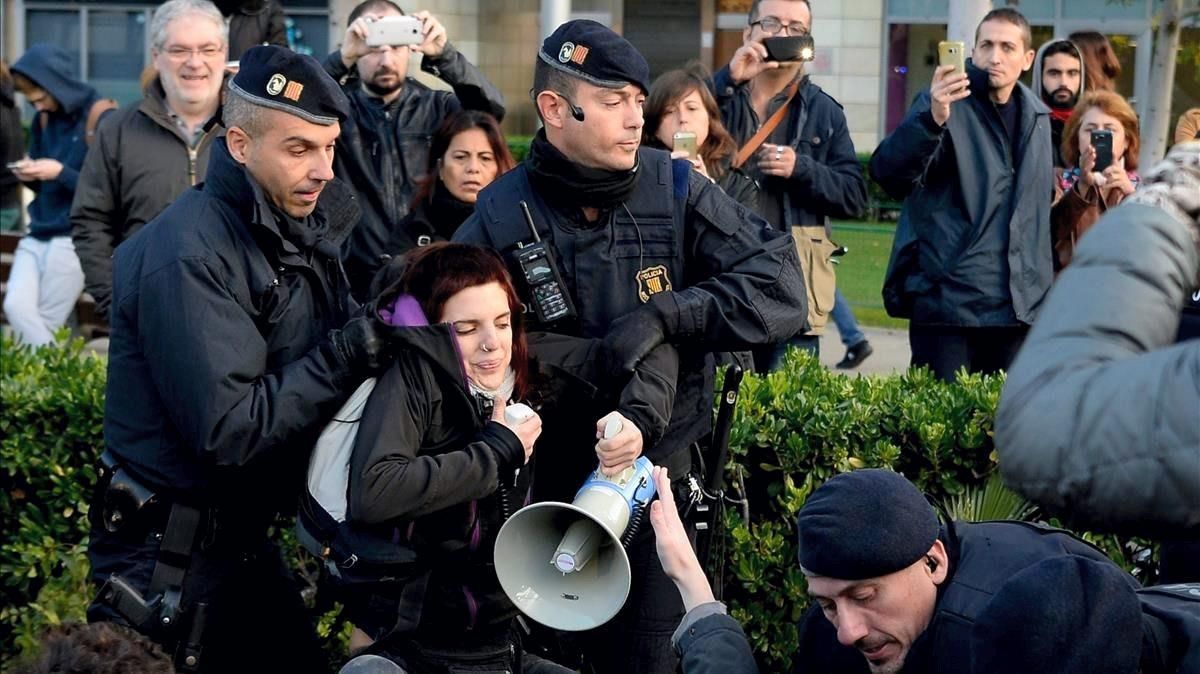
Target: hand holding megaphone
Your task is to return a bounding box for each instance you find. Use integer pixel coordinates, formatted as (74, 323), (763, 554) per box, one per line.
(493, 399), (541, 464)
(595, 411), (643, 476)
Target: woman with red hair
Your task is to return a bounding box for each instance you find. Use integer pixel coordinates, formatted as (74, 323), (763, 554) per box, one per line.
(1052, 90), (1141, 269)
(335, 243), (678, 672)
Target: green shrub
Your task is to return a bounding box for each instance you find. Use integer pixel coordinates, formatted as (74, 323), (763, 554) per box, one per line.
(0, 337), (1156, 671)
(0, 334), (105, 659)
(718, 350), (1156, 671)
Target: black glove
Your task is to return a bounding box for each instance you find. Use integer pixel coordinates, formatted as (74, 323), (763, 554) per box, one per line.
(600, 299), (675, 380)
(329, 307), (395, 377)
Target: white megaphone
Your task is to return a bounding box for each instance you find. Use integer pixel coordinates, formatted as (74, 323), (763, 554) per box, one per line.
(493, 417), (657, 631)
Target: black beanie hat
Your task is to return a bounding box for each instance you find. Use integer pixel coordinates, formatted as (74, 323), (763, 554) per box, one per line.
(796, 469), (940, 580)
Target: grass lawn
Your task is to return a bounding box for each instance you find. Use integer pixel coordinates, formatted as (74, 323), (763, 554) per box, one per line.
(830, 221), (907, 330)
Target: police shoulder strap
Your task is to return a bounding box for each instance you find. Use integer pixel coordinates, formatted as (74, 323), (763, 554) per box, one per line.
(730, 80), (799, 170)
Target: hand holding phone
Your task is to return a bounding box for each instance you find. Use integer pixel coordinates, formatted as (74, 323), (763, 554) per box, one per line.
(672, 131), (698, 160)
(365, 15), (423, 47)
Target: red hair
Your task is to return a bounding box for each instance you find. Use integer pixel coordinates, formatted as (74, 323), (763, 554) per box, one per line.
(398, 243), (529, 398)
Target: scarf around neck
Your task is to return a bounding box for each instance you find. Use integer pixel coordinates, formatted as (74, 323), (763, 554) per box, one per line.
(526, 130), (640, 210)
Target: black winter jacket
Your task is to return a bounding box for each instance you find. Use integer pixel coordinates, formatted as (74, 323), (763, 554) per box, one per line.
(322, 47), (505, 299)
(225, 0), (288, 60)
(872, 63), (1053, 327)
(105, 138), (362, 512)
(347, 325), (679, 635)
(713, 70), (868, 229)
(70, 77), (225, 317)
(1, 76), (23, 211)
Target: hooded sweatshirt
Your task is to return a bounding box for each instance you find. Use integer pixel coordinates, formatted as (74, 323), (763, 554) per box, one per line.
(11, 44), (101, 239)
(1032, 39), (1087, 168)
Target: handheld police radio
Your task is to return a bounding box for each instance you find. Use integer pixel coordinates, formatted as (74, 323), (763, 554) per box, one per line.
(514, 201), (577, 325)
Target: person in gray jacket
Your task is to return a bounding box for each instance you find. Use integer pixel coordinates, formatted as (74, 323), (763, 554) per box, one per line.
(324, 0), (505, 299)
(872, 8), (1053, 382)
(997, 142), (1200, 540)
(70, 0), (227, 319)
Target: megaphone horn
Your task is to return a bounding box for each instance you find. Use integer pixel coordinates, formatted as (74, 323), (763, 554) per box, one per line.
(493, 421), (657, 632)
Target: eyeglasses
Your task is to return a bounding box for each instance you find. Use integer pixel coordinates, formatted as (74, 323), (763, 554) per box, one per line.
(751, 16), (809, 37)
(162, 45), (225, 61)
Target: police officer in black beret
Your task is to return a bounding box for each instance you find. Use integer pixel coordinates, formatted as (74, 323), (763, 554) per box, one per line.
(453, 19), (807, 674)
(792, 469), (1191, 674)
(88, 46), (402, 673)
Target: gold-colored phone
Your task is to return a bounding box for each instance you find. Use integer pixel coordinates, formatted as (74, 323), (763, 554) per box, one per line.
(938, 40), (966, 76)
(673, 131), (698, 159)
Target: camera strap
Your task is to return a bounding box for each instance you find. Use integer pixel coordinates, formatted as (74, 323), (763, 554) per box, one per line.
(731, 80), (799, 170)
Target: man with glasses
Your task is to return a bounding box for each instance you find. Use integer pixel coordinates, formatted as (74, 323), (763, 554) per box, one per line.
(71, 0), (229, 320)
(714, 0), (869, 372)
(324, 0), (505, 299)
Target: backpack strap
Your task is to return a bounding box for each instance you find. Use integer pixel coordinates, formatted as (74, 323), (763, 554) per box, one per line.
(85, 98), (118, 145)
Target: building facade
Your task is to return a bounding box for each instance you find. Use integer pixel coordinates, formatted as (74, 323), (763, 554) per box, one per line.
(5, 0), (1197, 150)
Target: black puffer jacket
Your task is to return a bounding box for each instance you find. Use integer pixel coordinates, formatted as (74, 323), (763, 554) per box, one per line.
(70, 77), (225, 317)
(0, 73), (23, 211)
(347, 325), (679, 635)
(322, 47), (505, 299)
(105, 138), (362, 512)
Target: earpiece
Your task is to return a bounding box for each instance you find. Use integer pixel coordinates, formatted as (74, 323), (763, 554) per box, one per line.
(926, 556), (939, 573)
(567, 101), (585, 122)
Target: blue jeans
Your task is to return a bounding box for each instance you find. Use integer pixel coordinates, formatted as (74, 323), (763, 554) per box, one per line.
(831, 288), (866, 348)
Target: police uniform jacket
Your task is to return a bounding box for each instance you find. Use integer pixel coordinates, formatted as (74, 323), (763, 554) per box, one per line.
(322, 47), (506, 299)
(104, 137), (361, 517)
(454, 147), (807, 469)
(344, 325), (678, 637)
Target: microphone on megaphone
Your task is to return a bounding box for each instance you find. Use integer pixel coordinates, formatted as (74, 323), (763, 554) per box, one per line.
(493, 419), (657, 631)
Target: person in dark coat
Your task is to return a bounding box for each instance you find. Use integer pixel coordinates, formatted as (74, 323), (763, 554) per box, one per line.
(1, 61), (24, 231)
(5, 44), (101, 345)
(713, 0), (869, 370)
(324, 0), (506, 300)
(333, 243), (677, 672)
(71, 0), (229, 319)
(385, 110), (513, 255)
(214, 0), (287, 60)
(872, 8), (1053, 381)
(454, 20), (806, 673)
(87, 47), (403, 673)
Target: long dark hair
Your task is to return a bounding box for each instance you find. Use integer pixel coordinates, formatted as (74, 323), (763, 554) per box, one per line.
(642, 62), (737, 179)
(411, 110), (515, 209)
(1068, 31), (1122, 93)
(396, 242), (529, 398)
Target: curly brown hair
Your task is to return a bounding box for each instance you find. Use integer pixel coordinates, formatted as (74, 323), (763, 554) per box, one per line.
(13, 622), (175, 674)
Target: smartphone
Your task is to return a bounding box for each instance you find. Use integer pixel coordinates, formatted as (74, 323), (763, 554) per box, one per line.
(366, 15), (423, 47)
(672, 131), (698, 159)
(6, 160), (24, 170)
(763, 34), (815, 63)
(938, 40), (966, 76)
(1091, 129), (1114, 172)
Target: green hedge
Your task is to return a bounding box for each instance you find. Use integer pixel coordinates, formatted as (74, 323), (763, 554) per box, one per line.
(0, 337), (1153, 670)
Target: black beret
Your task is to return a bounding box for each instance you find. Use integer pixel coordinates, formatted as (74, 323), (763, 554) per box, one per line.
(970, 556), (1143, 674)
(539, 20), (651, 94)
(228, 46), (349, 126)
(796, 469), (939, 580)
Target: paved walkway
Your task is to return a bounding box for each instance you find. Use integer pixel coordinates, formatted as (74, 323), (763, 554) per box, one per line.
(817, 325), (910, 376)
